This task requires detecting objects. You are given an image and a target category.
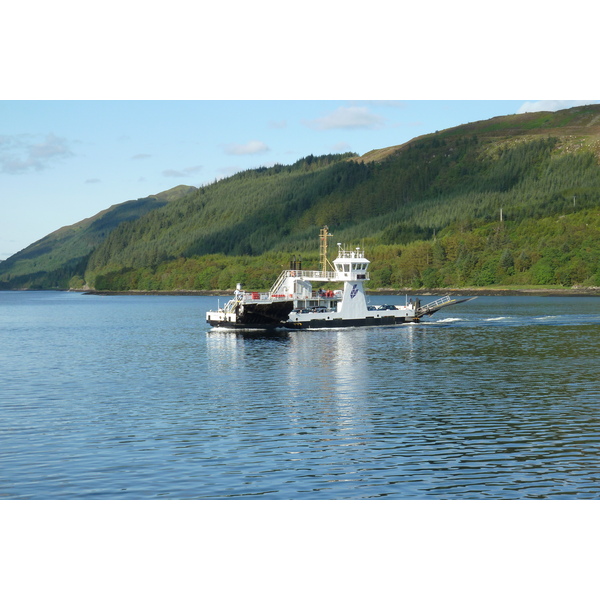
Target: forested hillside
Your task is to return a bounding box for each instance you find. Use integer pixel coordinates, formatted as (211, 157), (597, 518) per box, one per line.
(3, 104), (600, 291)
(0, 185), (196, 289)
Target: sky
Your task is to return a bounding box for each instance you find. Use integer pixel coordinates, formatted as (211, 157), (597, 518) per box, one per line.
(2, 99), (598, 259)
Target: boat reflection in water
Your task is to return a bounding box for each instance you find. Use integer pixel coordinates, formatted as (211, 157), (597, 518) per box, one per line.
(206, 324), (422, 444)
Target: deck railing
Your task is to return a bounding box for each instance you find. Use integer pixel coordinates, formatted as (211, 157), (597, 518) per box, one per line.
(283, 269), (338, 280)
(242, 289), (343, 303)
(416, 295), (452, 316)
(270, 269), (340, 295)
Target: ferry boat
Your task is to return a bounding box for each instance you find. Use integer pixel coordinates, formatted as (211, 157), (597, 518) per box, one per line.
(206, 227), (471, 330)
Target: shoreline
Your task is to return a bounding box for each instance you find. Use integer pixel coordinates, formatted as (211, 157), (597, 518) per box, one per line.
(374, 287), (600, 297)
(78, 287), (600, 297)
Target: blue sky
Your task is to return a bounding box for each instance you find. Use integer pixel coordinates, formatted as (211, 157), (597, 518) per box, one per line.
(2, 99), (598, 259)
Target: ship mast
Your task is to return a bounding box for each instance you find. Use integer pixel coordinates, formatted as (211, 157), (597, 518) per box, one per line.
(319, 226), (333, 277)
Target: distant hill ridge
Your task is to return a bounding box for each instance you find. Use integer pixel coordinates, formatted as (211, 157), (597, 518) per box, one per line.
(2, 104), (600, 291)
(358, 104), (600, 163)
(0, 185), (196, 289)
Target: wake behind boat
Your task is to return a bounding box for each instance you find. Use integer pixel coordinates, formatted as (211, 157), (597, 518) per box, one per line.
(206, 227), (472, 330)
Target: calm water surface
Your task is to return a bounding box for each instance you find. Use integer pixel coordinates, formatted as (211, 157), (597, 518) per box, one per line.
(1, 291), (600, 499)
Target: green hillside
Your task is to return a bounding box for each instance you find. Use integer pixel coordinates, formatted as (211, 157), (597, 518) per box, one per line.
(3, 104), (600, 292)
(0, 185), (196, 289)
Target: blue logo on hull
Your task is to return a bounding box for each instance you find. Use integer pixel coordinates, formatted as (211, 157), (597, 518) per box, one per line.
(350, 284), (358, 299)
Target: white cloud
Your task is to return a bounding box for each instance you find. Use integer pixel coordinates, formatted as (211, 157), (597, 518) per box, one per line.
(0, 133), (74, 174)
(304, 106), (386, 130)
(224, 140), (269, 155)
(162, 164), (203, 178)
(516, 100), (599, 114)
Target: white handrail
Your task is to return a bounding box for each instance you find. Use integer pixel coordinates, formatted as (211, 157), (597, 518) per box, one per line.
(420, 295), (452, 310)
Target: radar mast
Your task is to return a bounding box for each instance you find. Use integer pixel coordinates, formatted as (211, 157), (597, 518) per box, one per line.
(319, 226), (333, 277)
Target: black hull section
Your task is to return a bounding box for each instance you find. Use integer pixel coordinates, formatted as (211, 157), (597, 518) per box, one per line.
(284, 315), (410, 329)
(208, 314), (411, 330)
(207, 301), (294, 329)
(242, 301), (294, 325)
(207, 320), (284, 330)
